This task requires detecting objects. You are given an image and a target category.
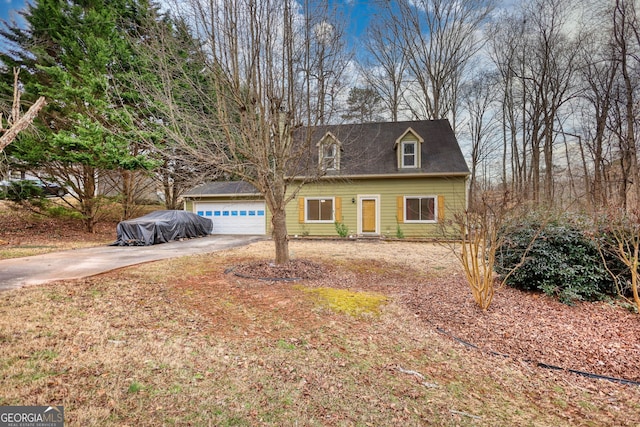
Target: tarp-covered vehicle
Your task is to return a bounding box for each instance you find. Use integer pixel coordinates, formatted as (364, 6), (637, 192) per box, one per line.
(112, 210), (213, 246)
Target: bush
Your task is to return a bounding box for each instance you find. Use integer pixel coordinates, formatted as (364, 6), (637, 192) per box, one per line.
(494, 215), (614, 305)
(46, 205), (83, 220)
(334, 221), (349, 238)
(3, 180), (45, 201)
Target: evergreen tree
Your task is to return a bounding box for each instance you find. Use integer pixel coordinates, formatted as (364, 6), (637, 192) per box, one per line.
(124, 13), (222, 210)
(341, 86), (385, 123)
(0, 0), (160, 230)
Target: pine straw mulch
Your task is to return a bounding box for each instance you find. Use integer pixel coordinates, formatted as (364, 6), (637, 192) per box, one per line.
(400, 277), (640, 384)
(226, 256), (640, 385)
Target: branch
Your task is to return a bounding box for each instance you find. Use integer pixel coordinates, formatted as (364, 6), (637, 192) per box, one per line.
(11, 68), (20, 125)
(0, 96), (47, 152)
(1, 68), (47, 152)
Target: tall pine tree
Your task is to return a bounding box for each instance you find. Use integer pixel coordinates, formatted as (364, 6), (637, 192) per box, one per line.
(124, 13), (222, 210)
(0, 0), (160, 231)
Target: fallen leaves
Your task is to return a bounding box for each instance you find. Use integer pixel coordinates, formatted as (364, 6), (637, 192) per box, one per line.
(401, 276), (640, 383)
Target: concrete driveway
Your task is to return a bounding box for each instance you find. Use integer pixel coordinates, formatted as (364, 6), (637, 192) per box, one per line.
(0, 235), (264, 292)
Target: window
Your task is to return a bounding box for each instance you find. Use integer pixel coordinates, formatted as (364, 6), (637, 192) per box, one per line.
(402, 141), (417, 168)
(395, 128), (423, 169)
(405, 196), (435, 222)
(306, 198), (334, 222)
(322, 143), (338, 170)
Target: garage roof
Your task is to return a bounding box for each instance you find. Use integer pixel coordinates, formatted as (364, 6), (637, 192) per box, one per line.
(183, 181), (260, 198)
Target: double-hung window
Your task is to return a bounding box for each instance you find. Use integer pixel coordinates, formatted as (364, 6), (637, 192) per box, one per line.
(402, 141), (417, 168)
(322, 143), (338, 170)
(405, 196), (436, 222)
(306, 197), (334, 222)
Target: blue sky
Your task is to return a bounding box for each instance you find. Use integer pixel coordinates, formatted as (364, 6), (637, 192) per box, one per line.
(0, 0), (373, 37)
(0, 0), (26, 24)
(0, 0), (372, 27)
(332, 0), (376, 36)
(0, 0), (378, 58)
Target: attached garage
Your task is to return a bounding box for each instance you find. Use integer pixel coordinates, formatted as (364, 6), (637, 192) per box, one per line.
(183, 181), (267, 235)
(194, 201), (265, 234)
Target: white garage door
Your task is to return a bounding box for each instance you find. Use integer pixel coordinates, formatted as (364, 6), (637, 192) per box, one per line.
(194, 202), (266, 235)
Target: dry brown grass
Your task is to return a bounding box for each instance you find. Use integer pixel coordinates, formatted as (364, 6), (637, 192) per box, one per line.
(1, 240), (639, 426)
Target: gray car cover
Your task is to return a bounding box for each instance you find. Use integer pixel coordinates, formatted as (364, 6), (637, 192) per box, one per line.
(112, 210), (213, 246)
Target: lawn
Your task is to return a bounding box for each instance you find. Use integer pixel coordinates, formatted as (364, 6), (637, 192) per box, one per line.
(1, 237), (639, 426)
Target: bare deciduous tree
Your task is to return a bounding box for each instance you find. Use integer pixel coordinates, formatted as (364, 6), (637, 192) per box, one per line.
(136, 0), (350, 264)
(361, 17), (408, 121)
(461, 71), (501, 207)
(577, 24), (619, 211)
(487, 0), (582, 206)
(488, 14), (527, 194)
(611, 0), (640, 210)
(388, 0), (494, 130)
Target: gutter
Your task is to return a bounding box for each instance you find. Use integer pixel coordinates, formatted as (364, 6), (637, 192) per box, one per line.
(182, 192), (262, 199)
(289, 172), (470, 180)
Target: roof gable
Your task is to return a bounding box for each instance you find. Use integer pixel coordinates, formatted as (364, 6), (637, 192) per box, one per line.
(393, 127), (424, 148)
(316, 131), (342, 147)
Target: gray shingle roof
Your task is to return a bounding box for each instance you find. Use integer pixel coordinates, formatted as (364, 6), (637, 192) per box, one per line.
(297, 119), (469, 176)
(184, 120), (469, 198)
(183, 181), (260, 197)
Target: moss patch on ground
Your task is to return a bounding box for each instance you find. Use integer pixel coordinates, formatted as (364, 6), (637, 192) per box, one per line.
(296, 285), (388, 317)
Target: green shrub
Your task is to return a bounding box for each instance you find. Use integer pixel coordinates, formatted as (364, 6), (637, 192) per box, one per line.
(46, 205), (83, 219)
(4, 180), (44, 201)
(334, 221), (349, 237)
(494, 215), (614, 305)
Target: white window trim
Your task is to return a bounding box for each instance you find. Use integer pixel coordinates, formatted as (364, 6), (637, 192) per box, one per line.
(322, 143), (339, 171)
(317, 132), (341, 171)
(305, 197), (335, 223)
(401, 141), (418, 168)
(404, 195), (437, 223)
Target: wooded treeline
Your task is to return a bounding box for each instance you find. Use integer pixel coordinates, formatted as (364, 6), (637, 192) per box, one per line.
(1, 0), (640, 231)
(352, 0), (640, 213)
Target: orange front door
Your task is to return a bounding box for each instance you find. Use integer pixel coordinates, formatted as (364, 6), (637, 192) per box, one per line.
(362, 199), (376, 233)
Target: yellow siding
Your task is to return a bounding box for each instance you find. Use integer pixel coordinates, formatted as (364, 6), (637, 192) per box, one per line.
(183, 176), (467, 238)
(287, 176), (467, 238)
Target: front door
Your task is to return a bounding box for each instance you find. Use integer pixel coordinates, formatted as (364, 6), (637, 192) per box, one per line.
(361, 198), (377, 234)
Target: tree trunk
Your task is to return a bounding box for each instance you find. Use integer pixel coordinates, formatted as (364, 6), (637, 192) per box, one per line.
(81, 167), (98, 233)
(121, 169), (135, 219)
(271, 208), (289, 264)
(0, 68), (47, 152)
(543, 127), (554, 204)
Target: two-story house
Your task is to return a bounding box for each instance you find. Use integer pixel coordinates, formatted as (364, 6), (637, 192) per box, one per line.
(183, 119), (469, 238)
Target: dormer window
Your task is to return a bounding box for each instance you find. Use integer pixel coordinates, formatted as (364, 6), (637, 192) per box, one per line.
(323, 143), (338, 170)
(318, 132), (341, 171)
(402, 141), (417, 168)
(395, 128), (423, 169)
